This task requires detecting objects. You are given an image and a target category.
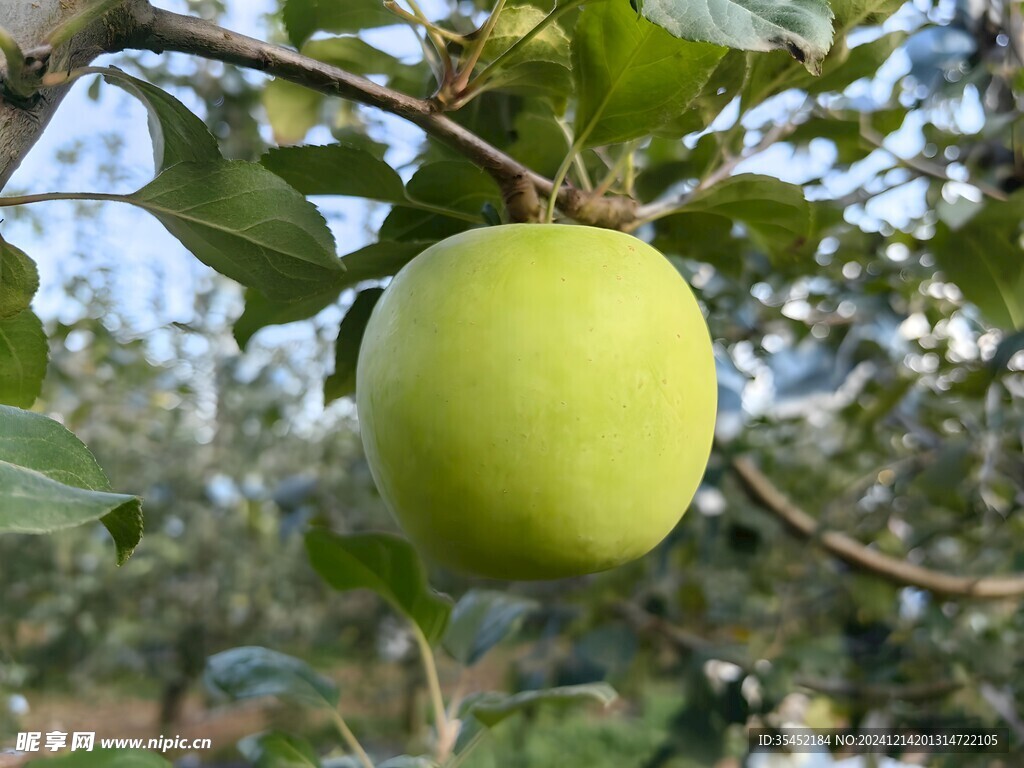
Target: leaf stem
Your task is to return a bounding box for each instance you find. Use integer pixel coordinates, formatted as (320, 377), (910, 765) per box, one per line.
(545, 137), (584, 223)
(329, 709), (375, 768)
(412, 623), (454, 762)
(0, 191), (125, 207)
(0, 25), (30, 98)
(452, 0), (507, 93)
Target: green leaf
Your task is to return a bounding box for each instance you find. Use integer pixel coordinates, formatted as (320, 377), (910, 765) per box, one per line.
(571, 0), (725, 147)
(932, 194), (1024, 330)
(677, 174), (813, 259)
(638, 0), (834, 75)
(323, 287), (384, 403)
(0, 235), (39, 319)
(233, 283), (343, 351)
(205, 646), (339, 709)
(442, 590), (537, 666)
(127, 160), (342, 301)
(261, 145), (406, 203)
(27, 750), (172, 767)
(483, 5), (571, 68)
(238, 731), (322, 768)
(233, 241), (429, 350)
(380, 161), (500, 242)
(654, 49), (749, 137)
(263, 79), (323, 145)
(478, 5), (572, 99)
(0, 309), (47, 407)
(336, 240), (431, 287)
(284, 0), (397, 47)
(101, 68), (220, 172)
(460, 683), (618, 727)
(0, 405), (142, 564)
(305, 530), (453, 644)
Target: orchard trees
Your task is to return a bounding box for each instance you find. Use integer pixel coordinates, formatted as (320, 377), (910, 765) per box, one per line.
(1, 0), (1023, 766)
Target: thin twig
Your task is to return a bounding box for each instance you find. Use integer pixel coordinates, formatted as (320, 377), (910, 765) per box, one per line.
(859, 118), (1009, 202)
(733, 456), (1024, 599)
(630, 117), (803, 229)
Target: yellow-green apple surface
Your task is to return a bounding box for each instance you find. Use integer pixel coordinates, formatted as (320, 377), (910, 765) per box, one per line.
(356, 224), (717, 580)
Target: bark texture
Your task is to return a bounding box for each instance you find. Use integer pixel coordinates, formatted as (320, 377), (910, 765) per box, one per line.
(0, 0), (147, 189)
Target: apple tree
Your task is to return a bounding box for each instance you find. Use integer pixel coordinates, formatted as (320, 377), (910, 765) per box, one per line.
(1, 0), (1023, 766)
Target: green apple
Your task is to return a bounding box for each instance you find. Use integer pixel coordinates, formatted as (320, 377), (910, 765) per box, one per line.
(356, 224), (716, 580)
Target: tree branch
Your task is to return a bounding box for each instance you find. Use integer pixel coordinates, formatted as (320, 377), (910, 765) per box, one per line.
(0, 0), (148, 190)
(122, 6), (637, 228)
(733, 456), (1024, 600)
(614, 601), (963, 703)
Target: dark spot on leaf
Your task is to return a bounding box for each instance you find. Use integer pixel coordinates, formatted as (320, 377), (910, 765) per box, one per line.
(785, 40), (807, 63)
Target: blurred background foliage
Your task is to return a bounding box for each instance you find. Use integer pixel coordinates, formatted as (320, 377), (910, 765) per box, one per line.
(1, 0), (1023, 766)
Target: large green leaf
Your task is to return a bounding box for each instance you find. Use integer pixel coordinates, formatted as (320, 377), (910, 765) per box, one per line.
(571, 0), (725, 147)
(638, 0), (834, 74)
(233, 241), (429, 350)
(675, 174), (813, 259)
(205, 646), (339, 709)
(101, 68), (221, 172)
(323, 287), (384, 403)
(261, 144), (406, 203)
(0, 235), (38, 319)
(442, 590), (538, 666)
(0, 309), (47, 408)
(0, 405), (143, 564)
(238, 731), (322, 768)
(27, 751), (172, 767)
(459, 683), (618, 727)
(284, 0), (397, 47)
(127, 161), (342, 301)
(305, 530), (453, 644)
(932, 194), (1024, 330)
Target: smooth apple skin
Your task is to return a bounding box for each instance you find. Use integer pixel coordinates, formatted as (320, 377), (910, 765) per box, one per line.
(356, 224), (717, 580)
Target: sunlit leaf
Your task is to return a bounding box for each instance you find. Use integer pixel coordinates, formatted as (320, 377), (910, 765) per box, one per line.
(572, 0), (725, 147)
(0, 309), (47, 408)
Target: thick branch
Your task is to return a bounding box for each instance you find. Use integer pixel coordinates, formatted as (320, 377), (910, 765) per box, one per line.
(125, 7), (637, 227)
(733, 456), (1024, 600)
